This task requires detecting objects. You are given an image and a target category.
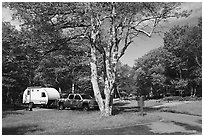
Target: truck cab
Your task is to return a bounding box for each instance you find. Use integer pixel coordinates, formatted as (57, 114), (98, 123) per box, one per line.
(58, 93), (98, 111)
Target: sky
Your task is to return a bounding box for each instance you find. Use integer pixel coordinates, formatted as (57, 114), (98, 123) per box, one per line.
(2, 2), (202, 67)
(120, 2), (202, 66)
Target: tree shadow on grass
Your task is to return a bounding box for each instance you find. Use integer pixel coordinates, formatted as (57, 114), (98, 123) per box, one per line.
(2, 124), (44, 135)
(2, 111), (24, 118)
(2, 104), (26, 111)
(71, 124), (156, 135)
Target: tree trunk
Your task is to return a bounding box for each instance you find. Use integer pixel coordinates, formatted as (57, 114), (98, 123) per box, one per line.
(102, 2), (118, 116)
(90, 45), (105, 114)
(89, 8), (106, 116)
(6, 87), (10, 104)
(193, 87), (197, 97)
(190, 86), (194, 97)
(59, 87), (61, 93)
(104, 78), (111, 116)
(89, 2), (118, 117)
(71, 83), (74, 94)
(104, 78), (115, 116)
(103, 50), (116, 116)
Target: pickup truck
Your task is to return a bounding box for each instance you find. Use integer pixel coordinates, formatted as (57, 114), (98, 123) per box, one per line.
(58, 93), (99, 111)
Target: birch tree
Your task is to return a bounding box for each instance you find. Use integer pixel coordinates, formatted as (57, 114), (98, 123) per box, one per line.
(87, 2), (190, 116)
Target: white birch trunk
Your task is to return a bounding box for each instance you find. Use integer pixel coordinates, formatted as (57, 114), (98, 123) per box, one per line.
(90, 45), (105, 114)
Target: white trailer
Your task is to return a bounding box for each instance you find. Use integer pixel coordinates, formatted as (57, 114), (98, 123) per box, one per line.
(23, 87), (60, 107)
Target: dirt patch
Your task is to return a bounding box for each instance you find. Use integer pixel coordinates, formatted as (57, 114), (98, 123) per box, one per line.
(160, 108), (201, 116)
(147, 121), (197, 134)
(172, 121), (202, 133)
(153, 101), (184, 108)
(151, 100), (202, 116)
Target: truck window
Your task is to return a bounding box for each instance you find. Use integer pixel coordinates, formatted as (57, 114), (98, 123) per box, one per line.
(81, 94), (92, 99)
(75, 95), (81, 100)
(69, 95), (74, 99)
(41, 92), (46, 97)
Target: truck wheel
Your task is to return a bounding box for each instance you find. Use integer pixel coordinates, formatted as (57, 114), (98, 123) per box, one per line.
(28, 102), (34, 111)
(46, 105), (50, 109)
(70, 107), (75, 110)
(82, 104), (89, 111)
(58, 103), (64, 110)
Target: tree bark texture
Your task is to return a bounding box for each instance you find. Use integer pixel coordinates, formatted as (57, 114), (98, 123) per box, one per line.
(90, 45), (105, 114)
(103, 2), (118, 116)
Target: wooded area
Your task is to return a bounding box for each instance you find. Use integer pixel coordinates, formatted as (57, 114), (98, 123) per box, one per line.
(133, 18), (202, 98)
(2, 2), (201, 116)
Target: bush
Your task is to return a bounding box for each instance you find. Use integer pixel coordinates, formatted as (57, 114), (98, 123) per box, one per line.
(162, 96), (183, 101)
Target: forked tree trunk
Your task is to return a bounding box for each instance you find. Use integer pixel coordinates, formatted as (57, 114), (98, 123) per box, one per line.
(89, 2), (118, 116)
(90, 43), (116, 116)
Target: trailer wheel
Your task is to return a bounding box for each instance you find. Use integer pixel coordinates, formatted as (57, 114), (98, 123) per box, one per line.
(28, 102), (34, 111)
(58, 103), (64, 110)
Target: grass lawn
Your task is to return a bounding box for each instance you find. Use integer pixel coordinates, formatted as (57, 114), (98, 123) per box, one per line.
(160, 101), (202, 116)
(2, 100), (202, 135)
(2, 107), (160, 135)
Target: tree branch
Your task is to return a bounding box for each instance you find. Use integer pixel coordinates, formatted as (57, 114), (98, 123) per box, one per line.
(56, 22), (91, 30)
(117, 14), (135, 61)
(118, 40), (133, 61)
(43, 33), (87, 55)
(195, 55), (202, 68)
(131, 15), (159, 38)
(117, 28), (133, 60)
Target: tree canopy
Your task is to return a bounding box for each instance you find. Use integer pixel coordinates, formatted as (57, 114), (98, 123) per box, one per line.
(133, 18), (202, 98)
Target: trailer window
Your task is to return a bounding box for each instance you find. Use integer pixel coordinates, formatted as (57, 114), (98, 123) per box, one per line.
(27, 90), (31, 95)
(41, 92), (46, 97)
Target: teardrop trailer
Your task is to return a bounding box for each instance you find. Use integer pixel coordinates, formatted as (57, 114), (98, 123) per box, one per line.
(23, 87), (60, 110)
